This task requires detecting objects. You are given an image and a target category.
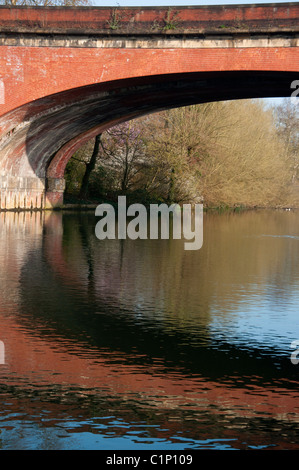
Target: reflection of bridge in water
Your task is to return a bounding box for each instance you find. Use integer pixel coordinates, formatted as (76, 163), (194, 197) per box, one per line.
(0, 211), (299, 450)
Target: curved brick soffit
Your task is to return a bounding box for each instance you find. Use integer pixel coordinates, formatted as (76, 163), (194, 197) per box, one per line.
(0, 70), (298, 179)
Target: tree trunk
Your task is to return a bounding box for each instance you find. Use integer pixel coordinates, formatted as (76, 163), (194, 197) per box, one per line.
(79, 134), (102, 200)
(168, 167), (175, 203)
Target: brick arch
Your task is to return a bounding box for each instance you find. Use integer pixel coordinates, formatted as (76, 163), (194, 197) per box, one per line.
(0, 3), (298, 119)
(0, 4), (298, 209)
(0, 70), (297, 209)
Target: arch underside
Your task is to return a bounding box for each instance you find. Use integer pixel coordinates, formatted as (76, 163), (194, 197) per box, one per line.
(0, 70), (297, 209)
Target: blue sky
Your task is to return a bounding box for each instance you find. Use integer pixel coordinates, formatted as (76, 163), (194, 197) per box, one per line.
(93, 1), (294, 5)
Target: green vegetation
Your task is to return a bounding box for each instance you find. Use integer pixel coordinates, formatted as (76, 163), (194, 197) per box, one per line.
(107, 8), (121, 30)
(64, 99), (299, 210)
(162, 8), (181, 31)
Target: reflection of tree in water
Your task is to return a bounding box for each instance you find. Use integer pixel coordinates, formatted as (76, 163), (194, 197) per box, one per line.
(78, 215), (96, 300)
(15, 210), (299, 387)
(60, 209), (299, 326)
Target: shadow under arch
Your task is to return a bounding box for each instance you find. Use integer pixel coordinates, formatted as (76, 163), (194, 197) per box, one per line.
(19, 70), (296, 205)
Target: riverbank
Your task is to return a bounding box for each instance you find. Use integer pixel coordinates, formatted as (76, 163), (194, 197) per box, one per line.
(1, 202), (298, 213)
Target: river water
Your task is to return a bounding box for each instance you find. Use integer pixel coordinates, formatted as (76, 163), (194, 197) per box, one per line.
(0, 209), (298, 450)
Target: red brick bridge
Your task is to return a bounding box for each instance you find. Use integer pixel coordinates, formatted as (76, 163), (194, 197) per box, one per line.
(0, 3), (298, 209)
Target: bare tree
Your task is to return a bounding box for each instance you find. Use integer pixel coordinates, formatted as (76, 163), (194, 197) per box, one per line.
(79, 134), (102, 200)
(275, 98), (299, 183)
(144, 100), (291, 207)
(99, 120), (147, 193)
(66, 100), (295, 208)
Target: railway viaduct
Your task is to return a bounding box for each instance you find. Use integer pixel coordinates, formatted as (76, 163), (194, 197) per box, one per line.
(0, 3), (298, 209)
